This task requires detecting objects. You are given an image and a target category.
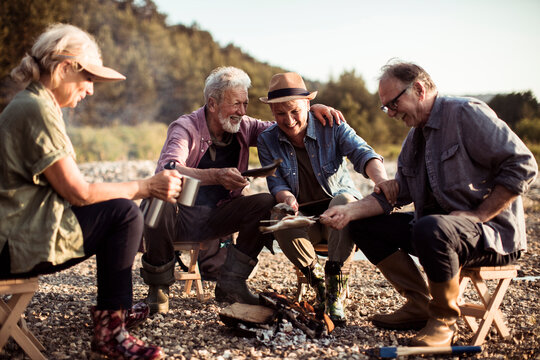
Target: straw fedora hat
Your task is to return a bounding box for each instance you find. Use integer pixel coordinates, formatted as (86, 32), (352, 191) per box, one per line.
(259, 72), (317, 103)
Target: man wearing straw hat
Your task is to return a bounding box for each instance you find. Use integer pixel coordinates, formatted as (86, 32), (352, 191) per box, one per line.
(257, 72), (397, 324)
(141, 67), (345, 314)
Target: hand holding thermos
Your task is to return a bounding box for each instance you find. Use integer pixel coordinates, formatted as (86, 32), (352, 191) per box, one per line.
(143, 161), (201, 227)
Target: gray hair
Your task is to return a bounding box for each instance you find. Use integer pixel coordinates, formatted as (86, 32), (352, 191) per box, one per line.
(203, 66), (251, 104)
(379, 59), (436, 92)
(10, 23), (101, 88)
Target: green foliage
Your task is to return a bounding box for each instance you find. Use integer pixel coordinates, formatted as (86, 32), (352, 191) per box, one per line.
(488, 91), (540, 128)
(249, 147), (261, 167)
(68, 122), (167, 162)
(515, 117), (540, 143)
(0, 0), (73, 77)
(315, 70), (409, 147)
(2, 0), (538, 165)
(524, 142), (540, 166)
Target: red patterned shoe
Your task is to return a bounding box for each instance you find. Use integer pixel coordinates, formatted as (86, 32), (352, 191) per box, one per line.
(90, 307), (164, 360)
(125, 302), (149, 330)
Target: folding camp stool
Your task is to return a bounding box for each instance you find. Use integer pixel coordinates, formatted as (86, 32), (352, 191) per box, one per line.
(0, 277), (46, 359)
(173, 242), (207, 301)
(458, 265), (519, 346)
(294, 243), (352, 302)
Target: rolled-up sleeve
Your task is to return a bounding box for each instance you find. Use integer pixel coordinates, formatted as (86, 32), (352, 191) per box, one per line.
(337, 123), (383, 178)
(460, 102), (538, 194)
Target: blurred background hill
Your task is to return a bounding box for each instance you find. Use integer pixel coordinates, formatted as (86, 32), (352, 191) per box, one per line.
(1, 0), (539, 163)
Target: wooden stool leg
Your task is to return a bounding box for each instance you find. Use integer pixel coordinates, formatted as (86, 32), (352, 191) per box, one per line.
(184, 247), (200, 295)
(458, 267), (517, 346)
(458, 276), (480, 333)
(0, 293), (46, 360)
(469, 277), (512, 345)
(174, 243), (206, 301)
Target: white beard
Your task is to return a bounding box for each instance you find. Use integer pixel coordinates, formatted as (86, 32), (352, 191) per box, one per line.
(219, 114), (242, 133)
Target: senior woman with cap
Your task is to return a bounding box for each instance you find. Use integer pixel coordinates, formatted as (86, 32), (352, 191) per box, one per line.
(0, 23), (179, 359)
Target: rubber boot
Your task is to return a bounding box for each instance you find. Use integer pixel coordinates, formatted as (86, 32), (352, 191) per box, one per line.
(325, 261), (349, 326)
(215, 246), (260, 305)
(299, 260), (326, 307)
(90, 307), (164, 359)
(370, 250), (431, 330)
(410, 274), (461, 347)
(140, 256), (176, 315)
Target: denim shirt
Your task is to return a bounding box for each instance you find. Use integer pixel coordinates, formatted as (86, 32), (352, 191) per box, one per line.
(372, 96), (538, 255)
(257, 112), (383, 200)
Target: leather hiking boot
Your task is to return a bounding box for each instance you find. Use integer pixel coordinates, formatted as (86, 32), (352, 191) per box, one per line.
(325, 261), (348, 326)
(140, 256), (176, 315)
(370, 250), (430, 330)
(215, 246), (259, 305)
(145, 285), (170, 315)
(410, 274), (460, 347)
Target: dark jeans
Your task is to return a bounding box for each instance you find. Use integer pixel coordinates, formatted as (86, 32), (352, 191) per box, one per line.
(144, 193), (275, 266)
(350, 213), (521, 282)
(0, 199), (142, 310)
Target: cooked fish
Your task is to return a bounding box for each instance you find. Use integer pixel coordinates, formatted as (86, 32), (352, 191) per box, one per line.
(259, 215), (317, 233)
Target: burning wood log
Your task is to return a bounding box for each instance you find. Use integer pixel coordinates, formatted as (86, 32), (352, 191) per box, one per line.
(219, 303), (276, 327)
(219, 292), (334, 339)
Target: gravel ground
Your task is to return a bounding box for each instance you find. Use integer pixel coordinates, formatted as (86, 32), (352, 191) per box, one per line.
(1, 160), (539, 360)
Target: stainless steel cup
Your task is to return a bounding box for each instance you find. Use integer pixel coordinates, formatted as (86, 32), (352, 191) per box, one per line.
(144, 197), (165, 228)
(177, 175), (200, 206)
(143, 160), (176, 228)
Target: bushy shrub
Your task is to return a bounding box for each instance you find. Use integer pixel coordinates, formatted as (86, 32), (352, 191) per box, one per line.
(68, 122), (168, 162)
(515, 117), (540, 143)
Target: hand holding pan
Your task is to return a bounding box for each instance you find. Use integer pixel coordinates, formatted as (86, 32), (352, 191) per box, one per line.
(242, 158), (283, 178)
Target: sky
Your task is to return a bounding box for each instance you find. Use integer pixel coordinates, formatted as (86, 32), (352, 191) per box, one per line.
(152, 0), (540, 99)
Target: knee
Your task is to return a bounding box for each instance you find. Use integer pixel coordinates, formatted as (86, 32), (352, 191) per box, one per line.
(119, 199), (144, 225)
(411, 215), (450, 254)
(254, 193), (276, 211)
(108, 199), (144, 237)
(348, 218), (370, 250)
(329, 193), (355, 207)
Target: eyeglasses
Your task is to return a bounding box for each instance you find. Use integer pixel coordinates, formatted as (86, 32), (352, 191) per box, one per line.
(380, 84), (411, 114)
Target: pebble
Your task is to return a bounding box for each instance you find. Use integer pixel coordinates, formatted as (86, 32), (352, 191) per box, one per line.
(1, 160), (538, 359)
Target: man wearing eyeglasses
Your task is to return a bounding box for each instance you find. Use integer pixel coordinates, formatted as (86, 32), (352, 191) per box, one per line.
(320, 60), (537, 346)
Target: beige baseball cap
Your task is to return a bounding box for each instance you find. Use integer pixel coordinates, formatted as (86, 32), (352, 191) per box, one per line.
(59, 52), (125, 82)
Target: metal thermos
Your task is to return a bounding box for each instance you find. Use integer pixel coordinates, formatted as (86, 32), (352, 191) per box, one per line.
(144, 161), (176, 228)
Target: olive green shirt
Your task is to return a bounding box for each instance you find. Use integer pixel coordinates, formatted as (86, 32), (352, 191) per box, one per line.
(0, 82), (84, 273)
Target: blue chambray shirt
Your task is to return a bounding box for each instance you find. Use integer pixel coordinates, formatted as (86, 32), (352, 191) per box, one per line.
(257, 112), (383, 200)
(372, 96), (538, 255)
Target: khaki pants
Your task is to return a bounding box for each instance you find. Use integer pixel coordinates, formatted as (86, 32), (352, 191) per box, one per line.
(274, 193), (356, 273)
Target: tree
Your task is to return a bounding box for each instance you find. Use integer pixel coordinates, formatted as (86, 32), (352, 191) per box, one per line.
(488, 91), (540, 128)
(0, 0), (74, 109)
